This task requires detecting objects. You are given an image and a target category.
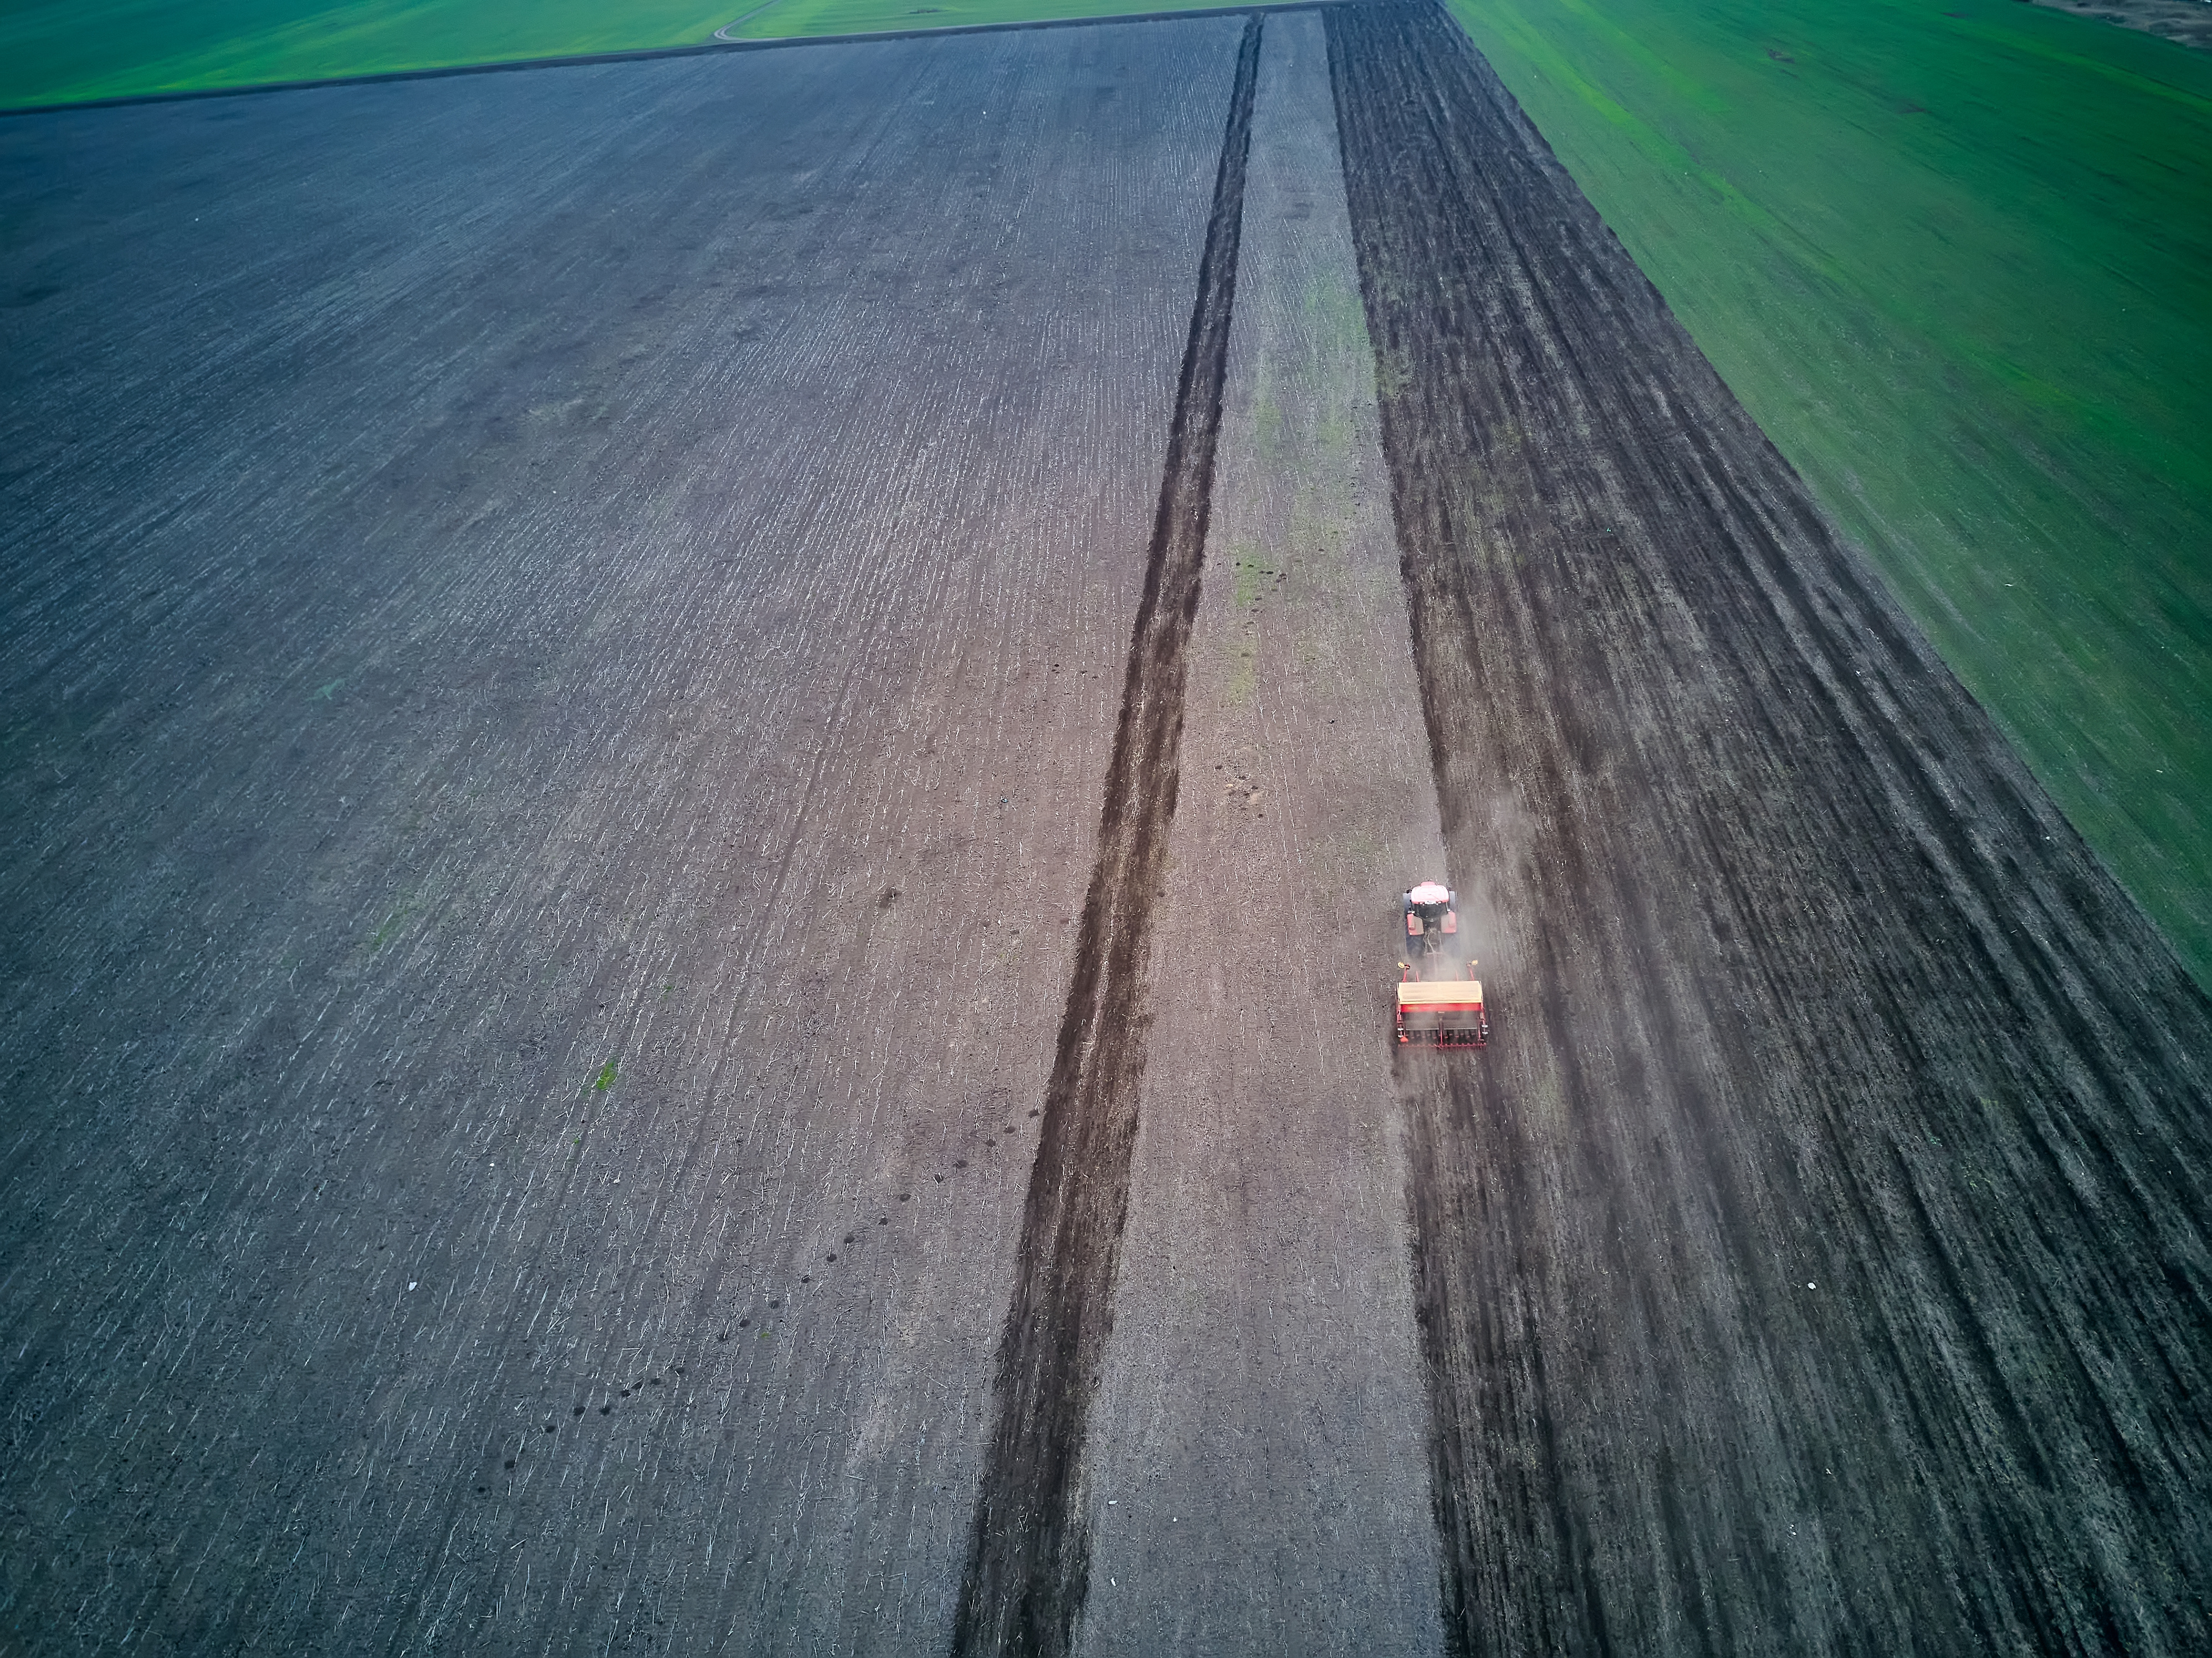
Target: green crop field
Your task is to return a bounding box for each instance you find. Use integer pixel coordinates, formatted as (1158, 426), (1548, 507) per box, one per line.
(0, 0), (725, 108)
(0, 0), (1229, 109)
(1447, 0), (2212, 987)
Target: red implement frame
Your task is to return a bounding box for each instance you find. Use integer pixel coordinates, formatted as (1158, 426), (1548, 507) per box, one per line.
(1396, 965), (1488, 1047)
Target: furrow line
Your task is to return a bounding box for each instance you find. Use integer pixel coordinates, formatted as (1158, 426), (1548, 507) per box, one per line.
(950, 16), (1263, 1657)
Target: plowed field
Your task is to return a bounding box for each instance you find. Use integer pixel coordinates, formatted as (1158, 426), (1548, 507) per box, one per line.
(4, 5), (2210, 1656)
(0, 20), (1246, 1650)
(1330, 4), (2212, 1652)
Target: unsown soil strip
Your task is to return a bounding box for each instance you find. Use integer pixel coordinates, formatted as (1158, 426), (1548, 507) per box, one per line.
(1329, 3), (2212, 1653)
(952, 14), (1262, 1656)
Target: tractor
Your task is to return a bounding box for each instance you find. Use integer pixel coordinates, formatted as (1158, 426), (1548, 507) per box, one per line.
(1396, 881), (1486, 1047)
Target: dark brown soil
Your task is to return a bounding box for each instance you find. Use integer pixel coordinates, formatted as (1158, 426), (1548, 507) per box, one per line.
(1328, 3), (2212, 1654)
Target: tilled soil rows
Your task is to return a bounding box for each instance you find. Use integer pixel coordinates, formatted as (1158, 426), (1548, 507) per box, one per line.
(0, 22), (1245, 1651)
(1328, 3), (2212, 1653)
(955, 17), (1261, 1657)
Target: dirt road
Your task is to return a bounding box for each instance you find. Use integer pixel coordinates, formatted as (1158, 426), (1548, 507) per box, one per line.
(1329, 4), (2212, 1652)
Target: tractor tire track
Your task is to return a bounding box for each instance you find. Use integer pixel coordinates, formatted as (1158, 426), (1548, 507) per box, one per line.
(953, 14), (1262, 1656)
(1329, 4), (2212, 1654)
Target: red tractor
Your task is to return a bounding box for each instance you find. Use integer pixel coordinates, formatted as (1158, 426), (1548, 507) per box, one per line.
(1396, 882), (1486, 1047)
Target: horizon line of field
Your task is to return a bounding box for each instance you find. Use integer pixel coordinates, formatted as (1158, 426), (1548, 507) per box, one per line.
(0, 0), (1344, 120)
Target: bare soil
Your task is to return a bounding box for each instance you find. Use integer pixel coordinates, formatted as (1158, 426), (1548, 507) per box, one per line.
(9, 4), (2212, 1654)
(1329, 4), (2212, 1653)
(955, 17), (1261, 1657)
(0, 21), (1245, 1651)
(1074, 13), (1442, 1654)
(2029, 0), (2212, 53)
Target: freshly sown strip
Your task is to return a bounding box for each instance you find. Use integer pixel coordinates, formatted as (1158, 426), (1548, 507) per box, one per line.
(1329, 3), (2212, 1653)
(1068, 12), (1445, 1650)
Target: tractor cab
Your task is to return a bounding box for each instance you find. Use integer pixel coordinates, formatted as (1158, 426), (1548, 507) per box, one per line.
(1402, 881), (1458, 964)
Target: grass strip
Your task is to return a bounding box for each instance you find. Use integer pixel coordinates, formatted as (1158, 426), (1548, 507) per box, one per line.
(0, 0), (1251, 108)
(1, 1), (724, 108)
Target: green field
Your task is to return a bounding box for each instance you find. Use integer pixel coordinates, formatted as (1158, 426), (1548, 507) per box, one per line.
(0, 0), (1229, 109)
(1446, 0), (2212, 987)
(0, 0), (718, 107)
(9, 0), (2208, 985)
